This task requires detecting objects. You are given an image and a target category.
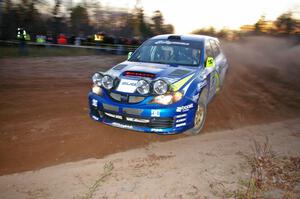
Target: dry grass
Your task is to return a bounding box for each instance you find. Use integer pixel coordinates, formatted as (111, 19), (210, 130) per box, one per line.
(76, 161), (114, 199)
(209, 137), (300, 198)
(233, 137), (300, 199)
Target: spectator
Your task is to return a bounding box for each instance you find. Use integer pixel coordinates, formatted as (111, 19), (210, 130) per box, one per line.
(57, 34), (67, 45)
(16, 27), (28, 55)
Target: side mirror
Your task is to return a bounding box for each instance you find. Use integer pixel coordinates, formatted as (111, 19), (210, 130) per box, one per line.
(205, 57), (215, 68)
(127, 52), (132, 60)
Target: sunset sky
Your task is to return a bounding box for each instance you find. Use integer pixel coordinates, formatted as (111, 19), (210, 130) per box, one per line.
(100, 0), (300, 33)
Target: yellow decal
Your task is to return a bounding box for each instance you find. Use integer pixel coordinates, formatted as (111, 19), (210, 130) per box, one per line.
(206, 57), (215, 68)
(171, 74), (194, 91)
(215, 72), (220, 92)
(127, 52), (132, 60)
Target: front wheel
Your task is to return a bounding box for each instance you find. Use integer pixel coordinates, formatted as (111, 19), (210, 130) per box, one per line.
(188, 101), (207, 135)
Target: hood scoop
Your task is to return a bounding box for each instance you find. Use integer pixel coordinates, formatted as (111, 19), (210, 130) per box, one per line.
(113, 64), (127, 70)
(168, 69), (191, 77)
(123, 71), (156, 78)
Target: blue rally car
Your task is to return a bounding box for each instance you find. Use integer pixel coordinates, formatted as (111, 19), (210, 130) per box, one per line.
(88, 34), (229, 134)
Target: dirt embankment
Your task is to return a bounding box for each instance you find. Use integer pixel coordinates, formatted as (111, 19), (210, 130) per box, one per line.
(0, 36), (299, 175)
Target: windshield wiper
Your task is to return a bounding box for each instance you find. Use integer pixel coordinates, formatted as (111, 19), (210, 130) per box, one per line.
(169, 63), (178, 67)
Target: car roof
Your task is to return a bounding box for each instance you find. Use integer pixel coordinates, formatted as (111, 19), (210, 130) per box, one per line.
(150, 34), (219, 43)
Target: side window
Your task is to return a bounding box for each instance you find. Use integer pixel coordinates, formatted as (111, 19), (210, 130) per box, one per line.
(205, 41), (213, 59)
(210, 40), (220, 58)
(215, 41), (222, 55)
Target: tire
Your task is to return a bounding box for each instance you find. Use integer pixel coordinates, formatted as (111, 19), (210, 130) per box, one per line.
(188, 101), (207, 135)
(199, 86), (208, 105)
(184, 86), (208, 135)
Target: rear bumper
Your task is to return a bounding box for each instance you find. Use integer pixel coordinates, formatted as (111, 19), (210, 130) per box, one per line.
(88, 92), (197, 134)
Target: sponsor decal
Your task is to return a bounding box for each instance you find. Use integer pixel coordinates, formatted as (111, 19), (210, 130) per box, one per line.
(92, 115), (99, 120)
(121, 81), (137, 86)
(111, 122), (133, 129)
(92, 99), (98, 107)
(151, 110), (161, 117)
(126, 117), (149, 123)
(176, 103), (194, 112)
(151, 128), (163, 132)
(105, 112), (123, 120)
(176, 123), (186, 127)
(116, 79), (138, 93)
(176, 113), (187, 118)
(176, 118), (186, 123)
(155, 40), (189, 46)
(192, 94), (199, 103)
(197, 81), (207, 92)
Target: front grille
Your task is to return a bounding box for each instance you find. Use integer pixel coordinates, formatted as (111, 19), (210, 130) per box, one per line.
(123, 108), (143, 116)
(109, 92), (122, 101)
(103, 103), (119, 112)
(101, 110), (174, 129)
(128, 96), (145, 103)
(150, 117), (174, 128)
(108, 92), (145, 104)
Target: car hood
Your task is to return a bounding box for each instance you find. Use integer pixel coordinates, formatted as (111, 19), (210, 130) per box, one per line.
(105, 61), (197, 84)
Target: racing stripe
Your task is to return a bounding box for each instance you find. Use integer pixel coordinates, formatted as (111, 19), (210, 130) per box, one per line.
(171, 74), (194, 91)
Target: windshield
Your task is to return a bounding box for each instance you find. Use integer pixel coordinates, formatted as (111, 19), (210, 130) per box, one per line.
(129, 39), (203, 66)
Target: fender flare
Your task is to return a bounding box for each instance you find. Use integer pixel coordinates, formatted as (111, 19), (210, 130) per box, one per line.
(198, 86), (209, 105)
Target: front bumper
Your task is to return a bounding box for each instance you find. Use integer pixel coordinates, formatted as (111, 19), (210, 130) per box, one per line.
(88, 91), (197, 134)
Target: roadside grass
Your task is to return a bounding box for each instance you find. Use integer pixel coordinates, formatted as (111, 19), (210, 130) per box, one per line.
(0, 46), (98, 58)
(210, 137), (300, 198)
(75, 161), (114, 199)
(241, 137), (300, 198)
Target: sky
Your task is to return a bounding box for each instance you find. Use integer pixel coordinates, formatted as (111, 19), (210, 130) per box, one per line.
(99, 0), (300, 34)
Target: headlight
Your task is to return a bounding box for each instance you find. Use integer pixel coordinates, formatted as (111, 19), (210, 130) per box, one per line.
(153, 79), (168, 95)
(152, 91), (183, 105)
(173, 91), (183, 102)
(101, 75), (114, 90)
(92, 85), (102, 95)
(136, 79), (150, 95)
(92, 72), (103, 86)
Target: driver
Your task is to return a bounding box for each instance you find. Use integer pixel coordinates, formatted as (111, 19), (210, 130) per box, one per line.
(191, 49), (201, 65)
(161, 46), (174, 62)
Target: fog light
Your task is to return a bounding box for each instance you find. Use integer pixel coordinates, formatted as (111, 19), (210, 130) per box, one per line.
(152, 94), (173, 105)
(92, 85), (102, 95)
(151, 91), (183, 105)
(101, 75), (114, 90)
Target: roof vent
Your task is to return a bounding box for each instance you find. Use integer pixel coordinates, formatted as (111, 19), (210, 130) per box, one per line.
(168, 35), (181, 40)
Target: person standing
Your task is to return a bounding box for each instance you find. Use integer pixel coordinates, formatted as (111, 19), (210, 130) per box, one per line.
(17, 28), (28, 55)
(57, 34), (67, 45)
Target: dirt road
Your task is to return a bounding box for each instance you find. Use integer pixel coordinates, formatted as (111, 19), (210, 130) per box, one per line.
(0, 36), (299, 175)
(0, 119), (299, 199)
